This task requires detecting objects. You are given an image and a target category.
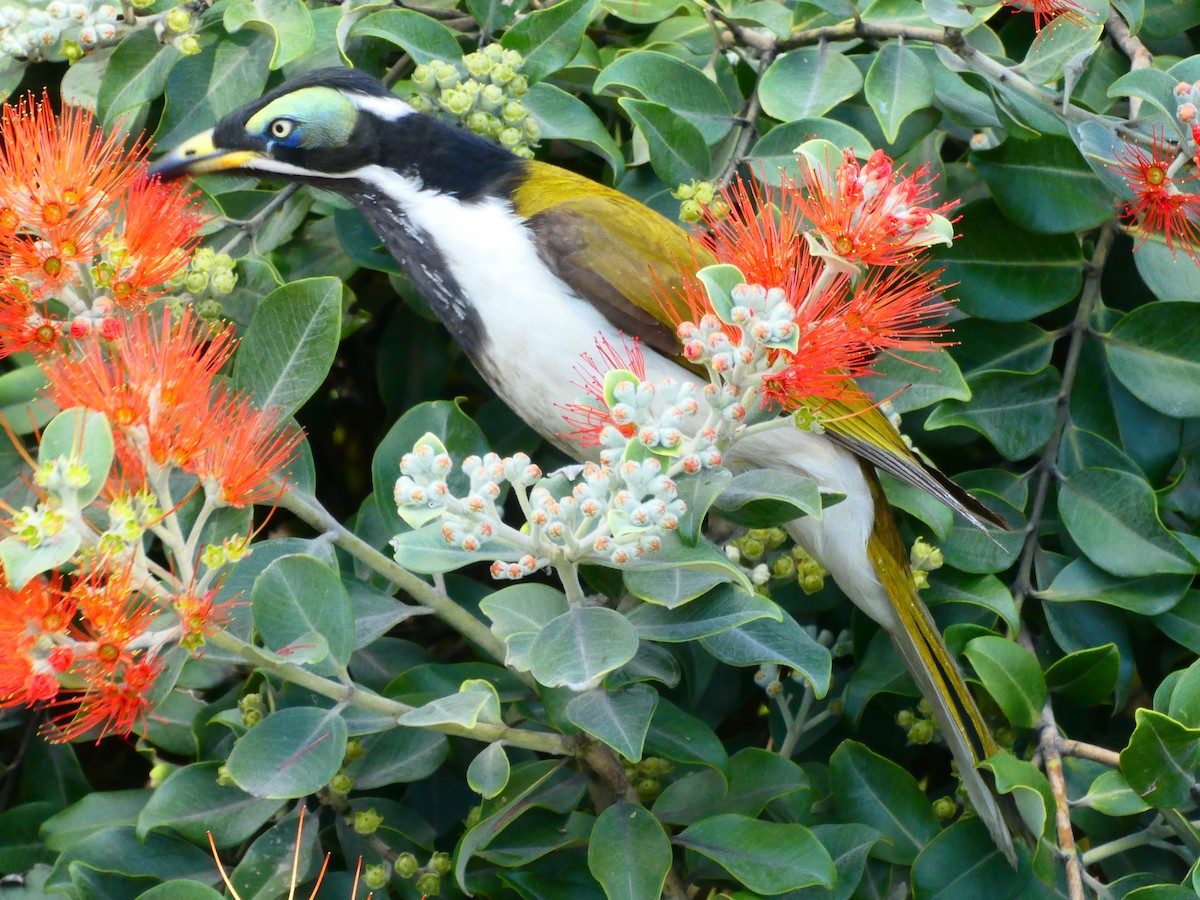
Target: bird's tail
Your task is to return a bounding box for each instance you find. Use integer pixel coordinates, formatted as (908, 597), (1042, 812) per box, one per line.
(863, 467), (1020, 866)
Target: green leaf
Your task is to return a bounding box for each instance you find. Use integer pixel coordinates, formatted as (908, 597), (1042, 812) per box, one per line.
(345, 727), (448, 788)
(588, 802), (671, 900)
(981, 754), (1053, 839)
(1016, 16), (1102, 85)
(480, 584), (570, 637)
(1102, 302), (1200, 419)
(1119, 708), (1200, 807)
(595, 51), (734, 144)
(829, 740), (939, 865)
(644, 698), (729, 770)
(1081, 769), (1151, 816)
(42, 790), (151, 852)
(44, 827), (214, 892)
(972, 136), (1113, 234)
(223, 0), (315, 69)
(938, 493), (1025, 574)
(701, 616), (831, 696)
(233, 277), (342, 419)
(963, 635), (1046, 729)
(566, 684), (658, 762)
(523, 82), (624, 176)
(910, 817), (1031, 896)
(1042, 557), (1190, 614)
(758, 46), (864, 122)
(1058, 468), (1198, 577)
(674, 815), (835, 894)
(529, 606), (639, 690)
(348, 8), (464, 64)
(38, 407), (114, 507)
(1133, 239), (1200, 303)
(722, 748), (809, 815)
(252, 554), (355, 671)
(136, 762), (281, 848)
(97, 30), (182, 128)
(926, 367), (1059, 460)
(930, 200), (1083, 321)
(0, 532), (82, 592)
(228, 814), (320, 898)
(399, 679), (503, 728)
(618, 98), (712, 185)
(711, 468), (824, 527)
(859, 348), (970, 415)
(864, 41), (933, 143)
(623, 567), (730, 609)
(154, 32), (273, 150)
(674, 468), (733, 544)
(627, 584), (781, 641)
(1154, 590), (1200, 654)
(1106, 66), (1180, 121)
(748, 119), (873, 186)
(226, 707), (348, 798)
(1044, 645), (1120, 707)
(137, 883), (225, 900)
(926, 570), (1019, 631)
(621, 532), (752, 592)
(467, 742), (511, 799)
(500, 0), (600, 82)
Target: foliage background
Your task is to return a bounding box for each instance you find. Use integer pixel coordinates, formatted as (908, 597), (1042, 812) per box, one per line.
(0, 0), (1199, 895)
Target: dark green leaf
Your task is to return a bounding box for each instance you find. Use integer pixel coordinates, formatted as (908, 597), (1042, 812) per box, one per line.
(523, 82), (624, 176)
(926, 368), (1059, 460)
(701, 616), (832, 696)
(345, 727), (448, 788)
(97, 30), (181, 127)
(137, 762), (281, 848)
(712, 468), (824, 527)
(627, 583), (781, 641)
(501, 0), (600, 82)
(859, 348), (970, 415)
(1103, 302), (1200, 418)
(758, 46), (864, 121)
(349, 8), (464, 64)
(566, 684), (658, 762)
(1058, 468), (1199, 577)
(931, 200), (1083, 321)
(1044, 645), (1120, 707)
(226, 707), (348, 799)
(223, 0), (315, 69)
(1119, 708), (1200, 807)
(588, 802), (671, 900)
(1042, 557), (1190, 613)
(233, 276), (342, 419)
(595, 51), (734, 144)
(865, 41), (933, 143)
(963, 635), (1046, 729)
(252, 554), (355, 670)
(749, 119), (873, 186)
(467, 742), (511, 799)
(618, 98), (712, 185)
(644, 697), (729, 770)
(829, 740), (939, 864)
(674, 815), (835, 893)
(972, 136), (1113, 234)
(910, 817), (1033, 897)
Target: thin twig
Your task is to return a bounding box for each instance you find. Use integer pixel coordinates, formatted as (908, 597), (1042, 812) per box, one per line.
(1038, 704), (1086, 900)
(216, 184), (300, 257)
(714, 47), (776, 188)
(1105, 8), (1152, 119)
(1057, 737), (1121, 768)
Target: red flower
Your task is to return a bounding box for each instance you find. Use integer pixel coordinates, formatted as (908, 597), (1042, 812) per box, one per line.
(789, 147), (956, 269)
(0, 575), (76, 709)
(559, 333), (646, 446)
(48, 655), (163, 743)
(194, 388), (302, 507)
(0, 288), (68, 356)
(1001, 0), (1088, 31)
(1110, 135), (1200, 264)
(0, 92), (203, 313)
(666, 176), (952, 414)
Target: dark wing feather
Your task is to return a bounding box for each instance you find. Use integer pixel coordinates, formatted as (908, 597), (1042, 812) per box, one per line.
(511, 161), (713, 356)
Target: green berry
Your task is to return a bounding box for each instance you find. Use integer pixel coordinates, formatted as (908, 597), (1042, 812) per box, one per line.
(430, 851), (451, 875)
(364, 865), (388, 890)
(354, 807), (384, 834)
(394, 852), (418, 878)
(416, 873), (441, 895)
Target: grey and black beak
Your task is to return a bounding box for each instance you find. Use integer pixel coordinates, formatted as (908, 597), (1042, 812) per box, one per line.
(149, 129), (268, 180)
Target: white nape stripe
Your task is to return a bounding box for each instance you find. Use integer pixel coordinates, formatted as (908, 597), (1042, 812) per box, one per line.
(239, 157), (355, 179)
(349, 93), (415, 121)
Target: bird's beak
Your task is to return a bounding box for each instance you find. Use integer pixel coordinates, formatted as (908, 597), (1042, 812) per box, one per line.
(149, 129), (265, 180)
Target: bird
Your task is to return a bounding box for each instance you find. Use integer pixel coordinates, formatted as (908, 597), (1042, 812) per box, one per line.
(150, 65), (1020, 863)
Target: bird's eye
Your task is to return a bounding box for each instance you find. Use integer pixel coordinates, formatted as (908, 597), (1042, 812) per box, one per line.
(269, 118), (296, 140)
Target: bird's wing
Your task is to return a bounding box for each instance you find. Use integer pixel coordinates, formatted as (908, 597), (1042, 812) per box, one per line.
(818, 395), (1010, 532)
(511, 162), (713, 357)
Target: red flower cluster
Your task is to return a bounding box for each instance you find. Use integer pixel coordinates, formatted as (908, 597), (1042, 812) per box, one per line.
(1110, 133), (1200, 265)
(0, 566), (226, 742)
(689, 173), (951, 412)
(1000, 0), (1088, 30)
(0, 93), (204, 357)
(41, 308), (302, 507)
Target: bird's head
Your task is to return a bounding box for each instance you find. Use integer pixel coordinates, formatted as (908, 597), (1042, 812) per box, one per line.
(150, 67), (520, 198)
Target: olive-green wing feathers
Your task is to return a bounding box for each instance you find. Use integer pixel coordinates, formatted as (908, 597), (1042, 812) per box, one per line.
(511, 161), (714, 356)
(818, 396), (1009, 532)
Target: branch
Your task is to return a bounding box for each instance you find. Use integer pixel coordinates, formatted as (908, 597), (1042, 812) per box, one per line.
(1035, 699), (1086, 900)
(1105, 8), (1152, 119)
(1057, 737), (1121, 768)
(205, 629), (577, 755)
(278, 487), (512, 666)
(1011, 224), (1116, 609)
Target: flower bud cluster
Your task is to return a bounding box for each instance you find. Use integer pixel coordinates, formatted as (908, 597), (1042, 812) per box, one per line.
(393, 435), (690, 574)
(672, 179), (729, 224)
(0, 0), (196, 65)
(909, 536), (944, 590)
(166, 247), (238, 321)
(408, 45), (540, 158)
(1175, 80), (1200, 156)
(726, 528), (828, 597)
(728, 283), (798, 345)
(97, 490), (161, 554)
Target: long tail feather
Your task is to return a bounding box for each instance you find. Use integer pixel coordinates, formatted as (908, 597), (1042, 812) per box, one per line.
(864, 466), (1020, 865)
